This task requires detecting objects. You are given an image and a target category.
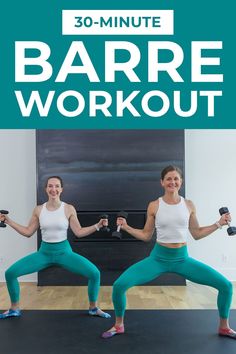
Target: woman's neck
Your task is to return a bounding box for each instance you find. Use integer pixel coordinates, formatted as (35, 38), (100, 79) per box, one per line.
(46, 199), (62, 210)
(162, 193), (181, 205)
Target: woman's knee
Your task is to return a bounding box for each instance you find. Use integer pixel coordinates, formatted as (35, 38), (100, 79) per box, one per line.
(89, 267), (100, 282)
(218, 278), (233, 296)
(224, 280), (233, 295)
(113, 277), (129, 294)
(5, 267), (17, 282)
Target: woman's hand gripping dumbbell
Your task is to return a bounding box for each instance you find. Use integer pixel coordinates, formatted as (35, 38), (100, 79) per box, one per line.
(112, 211), (128, 239)
(0, 210), (9, 228)
(218, 207), (236, 236)
(94, 214), (110, 233)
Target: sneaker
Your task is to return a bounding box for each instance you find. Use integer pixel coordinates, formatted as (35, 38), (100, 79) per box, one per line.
(102, 325), (125, 339)
(88, 307), (111, 318)
(0, 309), (21, 319)
(219, 327), (236, 339)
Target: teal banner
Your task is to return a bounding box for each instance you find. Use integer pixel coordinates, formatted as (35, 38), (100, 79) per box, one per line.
(0, 0), (234, 129)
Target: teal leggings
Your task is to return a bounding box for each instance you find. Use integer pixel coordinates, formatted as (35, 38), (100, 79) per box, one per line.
(5, 240), (100, 303)
(112, 243), (233, 318)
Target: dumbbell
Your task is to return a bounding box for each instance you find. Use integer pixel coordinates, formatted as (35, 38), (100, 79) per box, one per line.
(0, 210), (9, 228)
(219, 207), (236, 236)
(99, 214), (110, 233)
(112, 211), (128, 239)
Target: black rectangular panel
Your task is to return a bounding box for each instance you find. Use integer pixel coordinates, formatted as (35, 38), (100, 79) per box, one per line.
(36, 130), (185, 211)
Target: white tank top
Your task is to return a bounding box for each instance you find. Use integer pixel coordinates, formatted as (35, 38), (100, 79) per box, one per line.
(155, 197), (190, 243)
(39, 202), (69, 243)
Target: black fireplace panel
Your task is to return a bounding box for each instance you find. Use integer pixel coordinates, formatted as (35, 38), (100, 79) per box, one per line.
(36, 130), (185, 286)
(36, 130), (185, 212)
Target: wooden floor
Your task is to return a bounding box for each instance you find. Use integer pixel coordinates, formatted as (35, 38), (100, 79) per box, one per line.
(0, 282), (236, 310)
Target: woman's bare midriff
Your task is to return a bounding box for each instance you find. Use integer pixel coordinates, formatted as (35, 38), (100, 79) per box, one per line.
(157, 242), (187, 248)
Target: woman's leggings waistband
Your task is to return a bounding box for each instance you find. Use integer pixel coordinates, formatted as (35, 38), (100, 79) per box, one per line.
(150, 243), (188, 261)
(39, 239), (71, 253)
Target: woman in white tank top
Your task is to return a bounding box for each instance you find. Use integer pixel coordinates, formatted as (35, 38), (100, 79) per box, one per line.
(102, 165), (236, 340)
(0, 176), (110, 320)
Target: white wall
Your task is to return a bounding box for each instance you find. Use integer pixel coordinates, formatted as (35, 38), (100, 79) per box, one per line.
(185, 130), (236, 279)
(0, 129), (236, 282)
(0, 130), (37, 281)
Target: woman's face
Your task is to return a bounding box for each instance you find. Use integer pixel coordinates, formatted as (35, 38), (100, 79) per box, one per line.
(45, 178), (63, 200)
(160, 170), (182, 193)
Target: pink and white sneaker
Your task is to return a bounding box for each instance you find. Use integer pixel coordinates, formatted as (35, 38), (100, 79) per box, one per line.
(102, 325), (125, 339)
(219, 327), (236, 339)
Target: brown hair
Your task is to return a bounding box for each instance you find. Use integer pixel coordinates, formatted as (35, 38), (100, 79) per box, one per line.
(45, 176), (64, 188)
(161, 165), (183, 180)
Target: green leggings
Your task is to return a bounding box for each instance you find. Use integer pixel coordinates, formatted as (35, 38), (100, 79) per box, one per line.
(5, 240), (100, 303)
(112, 243), (233, 318)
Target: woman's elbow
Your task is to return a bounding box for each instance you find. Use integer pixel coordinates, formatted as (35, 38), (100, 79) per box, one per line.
(190, 231), (200, 240)
(25, 228), (38, 238)
(24, 231), (33, 238)
(74, 228), (83, 238)
(143, 232), (153, 242)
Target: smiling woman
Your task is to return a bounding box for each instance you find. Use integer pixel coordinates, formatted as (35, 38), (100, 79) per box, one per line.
(102, 165), (236, 340)
(0, 176), (111, 320)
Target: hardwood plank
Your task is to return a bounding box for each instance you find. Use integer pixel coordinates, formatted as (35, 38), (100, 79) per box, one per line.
(1, 282), (235, 310)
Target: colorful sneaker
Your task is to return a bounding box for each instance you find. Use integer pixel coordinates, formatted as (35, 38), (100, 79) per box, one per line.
(88, 307), (111, 318)
(102, 325), (125, 339)
(0, 309), (21, 319)
(219, 328), (236, 339)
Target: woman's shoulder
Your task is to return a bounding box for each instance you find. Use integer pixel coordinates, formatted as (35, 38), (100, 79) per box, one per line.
(148, 198), (160, 207)
(63, 203), (77, 215)
(34, 204), (44, 216)
(183, 198), (195, 212)
(63, 202), (75, 209)
(148, 198), (160, 215)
